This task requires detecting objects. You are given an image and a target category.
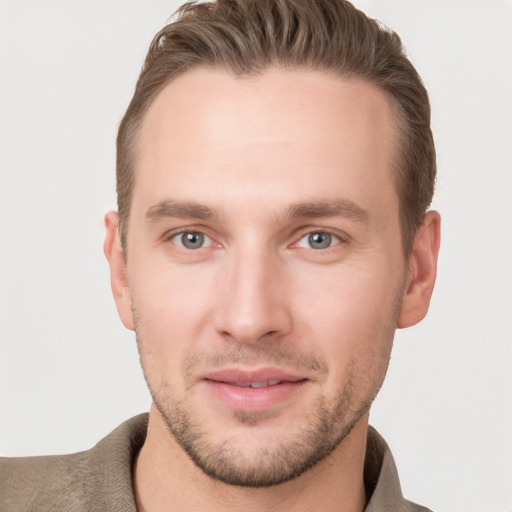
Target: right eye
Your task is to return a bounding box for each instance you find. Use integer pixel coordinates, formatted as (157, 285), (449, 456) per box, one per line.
(295, 231), (341, 250)
(170, 231), (212, 250)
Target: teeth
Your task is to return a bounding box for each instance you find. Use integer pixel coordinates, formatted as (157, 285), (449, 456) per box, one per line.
(251, 380), (281, 388)
(234, 380), (281, 388)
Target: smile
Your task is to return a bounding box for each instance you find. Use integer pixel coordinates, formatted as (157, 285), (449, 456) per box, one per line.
(201, 369), (308, 412)
(222, 380), (285, 388)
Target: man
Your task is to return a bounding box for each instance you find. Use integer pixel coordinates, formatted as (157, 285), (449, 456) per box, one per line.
(0, 0), (440, 510)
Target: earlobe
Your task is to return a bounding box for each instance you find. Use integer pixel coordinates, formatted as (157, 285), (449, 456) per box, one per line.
(103, 211), (135, 331)
(397, 210), (441, 329)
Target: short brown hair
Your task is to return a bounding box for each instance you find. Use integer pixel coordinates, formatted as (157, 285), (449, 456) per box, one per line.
(117, 0), (435, 255)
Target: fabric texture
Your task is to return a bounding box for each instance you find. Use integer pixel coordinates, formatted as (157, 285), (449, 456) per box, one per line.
(0, 414), (431, 511)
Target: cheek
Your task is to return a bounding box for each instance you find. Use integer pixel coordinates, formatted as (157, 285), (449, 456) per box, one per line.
(128, 264), (217, 374)
(293, 262), (401, 372)
(296, 260), (401, 324)
(131, 259), (215, 323)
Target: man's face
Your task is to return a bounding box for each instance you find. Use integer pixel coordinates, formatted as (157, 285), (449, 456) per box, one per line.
(120, 68), (407, 486)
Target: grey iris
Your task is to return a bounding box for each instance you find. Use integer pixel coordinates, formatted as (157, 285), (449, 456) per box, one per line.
(182, 232), (204, 249)
(309, 232), (331, 249)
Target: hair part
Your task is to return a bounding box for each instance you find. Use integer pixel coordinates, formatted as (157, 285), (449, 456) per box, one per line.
(116, 0), (436, 255)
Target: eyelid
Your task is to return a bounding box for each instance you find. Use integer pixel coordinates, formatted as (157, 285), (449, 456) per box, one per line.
(291, 227), (347, 250)
(171, 232), (213, 249)
(164, 226), (220, 248)
(161, 225), (348, 250)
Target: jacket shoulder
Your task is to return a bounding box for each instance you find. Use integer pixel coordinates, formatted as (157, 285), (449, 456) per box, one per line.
(0, 415), (148, 512)
(0, 450), (90, 511)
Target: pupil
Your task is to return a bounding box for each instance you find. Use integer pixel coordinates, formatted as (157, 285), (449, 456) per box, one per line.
(183, 232), (204, 249)
(309, 232), (331, 249)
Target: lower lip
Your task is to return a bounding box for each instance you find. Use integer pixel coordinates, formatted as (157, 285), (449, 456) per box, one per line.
(204, 380), (307, 412)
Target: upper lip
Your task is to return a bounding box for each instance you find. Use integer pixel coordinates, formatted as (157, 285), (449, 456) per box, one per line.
(201, 367), (307, 385)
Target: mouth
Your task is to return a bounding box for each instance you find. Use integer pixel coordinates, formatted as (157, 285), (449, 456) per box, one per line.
(201, 368), (308, 412)
(220, 380), (289, 388)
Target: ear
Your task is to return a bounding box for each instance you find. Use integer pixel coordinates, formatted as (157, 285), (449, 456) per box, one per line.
(103, 211), (135, 331)
(397, 210), (441, 328)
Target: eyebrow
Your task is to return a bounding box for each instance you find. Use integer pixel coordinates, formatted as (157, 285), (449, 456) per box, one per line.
(146, 200), (218, 222)
(145, 198), (369, 224)
(285, 199), (370, 222)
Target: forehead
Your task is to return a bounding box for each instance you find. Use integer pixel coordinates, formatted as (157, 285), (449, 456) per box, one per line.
(134, 67), (399, 220)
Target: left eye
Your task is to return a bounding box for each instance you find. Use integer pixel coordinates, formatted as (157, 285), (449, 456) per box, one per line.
(171, 232), (212, 250)
(296, 232), (340, 250)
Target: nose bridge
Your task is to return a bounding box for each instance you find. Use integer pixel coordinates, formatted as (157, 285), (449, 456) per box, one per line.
(214, 240), (291, 344)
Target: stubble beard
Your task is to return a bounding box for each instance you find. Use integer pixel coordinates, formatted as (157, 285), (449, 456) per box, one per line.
(135, 334), (393, 488)
(152, 381), (373, 488)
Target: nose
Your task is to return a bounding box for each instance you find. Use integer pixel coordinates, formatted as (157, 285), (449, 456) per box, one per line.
(213, 245), (293, 345)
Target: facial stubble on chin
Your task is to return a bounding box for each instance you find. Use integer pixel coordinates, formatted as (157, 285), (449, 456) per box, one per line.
(129, 256), (407, 487)
(133, 325), (396, 488)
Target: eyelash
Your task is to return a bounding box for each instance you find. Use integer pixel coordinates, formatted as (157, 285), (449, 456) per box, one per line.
(165, 228), (346, 252)
(168, 230), (215, 250)
(294, 231), (343, 251)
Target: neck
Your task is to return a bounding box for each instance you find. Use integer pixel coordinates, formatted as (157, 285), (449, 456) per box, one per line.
(134, 403), (368, 512)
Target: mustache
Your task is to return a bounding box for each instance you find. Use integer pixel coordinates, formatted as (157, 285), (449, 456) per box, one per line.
(183, 342), (328, 376)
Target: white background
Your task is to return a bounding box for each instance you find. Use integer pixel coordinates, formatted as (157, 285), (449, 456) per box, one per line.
(1, 1), (510, 511)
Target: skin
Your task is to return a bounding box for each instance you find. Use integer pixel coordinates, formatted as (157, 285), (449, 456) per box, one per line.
(104, 67), (440, 512)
